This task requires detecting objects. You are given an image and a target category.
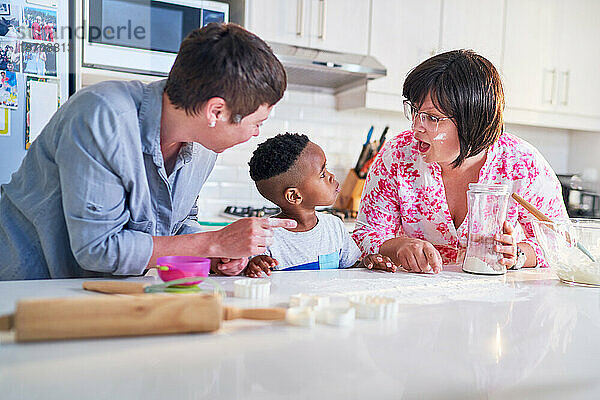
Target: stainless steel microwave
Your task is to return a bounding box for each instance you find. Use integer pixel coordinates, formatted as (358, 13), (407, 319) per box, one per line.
(81, 0), (228, 76)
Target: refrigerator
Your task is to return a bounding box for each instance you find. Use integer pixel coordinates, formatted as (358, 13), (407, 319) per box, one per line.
(0, 0), (69, 186)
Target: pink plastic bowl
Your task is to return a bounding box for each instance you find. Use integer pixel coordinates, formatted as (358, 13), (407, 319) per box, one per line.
(156, 256), (211, 285)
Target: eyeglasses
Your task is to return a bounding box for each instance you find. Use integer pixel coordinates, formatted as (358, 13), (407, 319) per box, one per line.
(403, 100), (451, 132)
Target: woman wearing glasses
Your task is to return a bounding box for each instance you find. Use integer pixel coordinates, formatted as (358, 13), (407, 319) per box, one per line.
(352, 49), (567, 273)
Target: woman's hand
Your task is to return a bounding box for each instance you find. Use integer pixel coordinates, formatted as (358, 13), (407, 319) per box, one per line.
(211, 257), (248, 276)
(380, 237), (443, 274)
(245, 255), (278, 278)
(495, 221), (517, 268)
(361, 254), (397, 272)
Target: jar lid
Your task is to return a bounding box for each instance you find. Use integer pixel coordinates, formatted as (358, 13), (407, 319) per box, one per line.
(468, 183), (509, 194)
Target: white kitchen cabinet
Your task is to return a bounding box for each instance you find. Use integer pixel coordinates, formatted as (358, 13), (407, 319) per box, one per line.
(337, 0), (600, 132)
(439, 0), (505, 68)
(244, 0), (370, 54)
(339, 0), (506, 113)
(244, 0), (310, 47)
(310, 0), (371, 54)
(502, 0), (561, 114)
(337, 0), (442, 112)
(502, 0), (600, 130)
(555, 0), (600, 119)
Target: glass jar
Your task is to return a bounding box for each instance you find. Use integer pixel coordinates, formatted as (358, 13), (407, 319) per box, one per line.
(462, 183), (510, 275)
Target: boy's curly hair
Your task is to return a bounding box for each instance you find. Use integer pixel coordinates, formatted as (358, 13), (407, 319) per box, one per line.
(249, 133), (309, 181)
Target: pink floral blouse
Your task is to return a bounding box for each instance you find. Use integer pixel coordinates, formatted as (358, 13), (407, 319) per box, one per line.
(352, 130), (568, 267)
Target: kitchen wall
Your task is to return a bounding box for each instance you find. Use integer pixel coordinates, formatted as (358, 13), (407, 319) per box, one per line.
(568, 132), (600, 191)
(196, 88), (571, 220)
(504, 124), (570, 174)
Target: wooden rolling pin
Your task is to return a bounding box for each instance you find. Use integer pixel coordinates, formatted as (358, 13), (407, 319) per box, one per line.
(0, 294), (286, 342)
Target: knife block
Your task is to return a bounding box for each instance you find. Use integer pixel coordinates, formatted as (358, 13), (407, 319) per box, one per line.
(334, 169), (366, 212)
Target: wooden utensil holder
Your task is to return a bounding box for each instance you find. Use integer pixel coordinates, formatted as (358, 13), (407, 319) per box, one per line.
(334, 169), (366, 213)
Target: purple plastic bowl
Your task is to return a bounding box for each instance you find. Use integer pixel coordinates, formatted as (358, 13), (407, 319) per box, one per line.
(156, 256), (211, 285)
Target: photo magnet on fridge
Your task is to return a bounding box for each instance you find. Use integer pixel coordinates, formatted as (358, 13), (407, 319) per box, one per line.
(22, 40), (56, 76)
(0, 69), (17, 108)
(22, 6), (56, 41)
(0, 3), (10, 16)
(0, 3), (19, 38)
(0, 38), (21, 72)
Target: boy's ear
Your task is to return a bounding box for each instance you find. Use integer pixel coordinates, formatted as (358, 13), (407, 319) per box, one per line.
(203, 97), (230, 125)
(283, 187), (302, 205)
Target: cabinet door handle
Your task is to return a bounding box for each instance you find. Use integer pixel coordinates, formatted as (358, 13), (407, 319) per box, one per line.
(318, 0), (326, 39)
(542, 68), (557, 105)
(296, 0), (304, 36)
(559, 70), (570, 106)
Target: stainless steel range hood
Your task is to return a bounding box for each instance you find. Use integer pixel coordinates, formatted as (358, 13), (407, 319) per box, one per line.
(268, 42), (386, 93)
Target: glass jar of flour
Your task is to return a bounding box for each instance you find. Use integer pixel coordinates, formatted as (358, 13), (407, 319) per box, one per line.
(462, 183), (510, 275)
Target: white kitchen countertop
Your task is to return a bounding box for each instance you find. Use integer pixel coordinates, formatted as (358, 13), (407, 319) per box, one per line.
(1, 266), (599, 399)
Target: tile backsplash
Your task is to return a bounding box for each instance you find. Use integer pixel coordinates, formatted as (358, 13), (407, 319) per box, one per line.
(196, 89), (571, 220)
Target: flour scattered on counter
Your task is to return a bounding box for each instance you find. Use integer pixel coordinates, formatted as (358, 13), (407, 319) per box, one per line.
(270, 271), (532, 305)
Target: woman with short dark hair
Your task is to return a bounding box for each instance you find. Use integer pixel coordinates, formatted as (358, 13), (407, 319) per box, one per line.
(353, 49), (568, 273)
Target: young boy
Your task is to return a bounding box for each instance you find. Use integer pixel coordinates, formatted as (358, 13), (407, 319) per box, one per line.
(245, 133), (397, 277)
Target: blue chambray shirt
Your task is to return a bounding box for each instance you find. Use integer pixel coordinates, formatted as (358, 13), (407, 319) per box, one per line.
(0, 80), (217, 280)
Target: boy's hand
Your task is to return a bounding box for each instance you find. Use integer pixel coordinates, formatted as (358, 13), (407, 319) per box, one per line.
(245, 255), (278, 278)
(362, 254), (397, 272)
(211, 258), (248, 276)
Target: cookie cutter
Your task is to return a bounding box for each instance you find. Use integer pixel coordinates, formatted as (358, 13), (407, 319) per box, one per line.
(233, 278), (271, 299)
(287, 293), (354, 327)
(289, 293), (330, 308)
(314, 305), (355, 326)
(349, 295), (399, 320)
(285, 306), (316, 327)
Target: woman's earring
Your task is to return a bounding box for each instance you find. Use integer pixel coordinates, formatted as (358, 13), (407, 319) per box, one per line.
(208, 121), (216, 128)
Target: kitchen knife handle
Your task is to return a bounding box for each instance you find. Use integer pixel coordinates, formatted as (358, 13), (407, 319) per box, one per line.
(354, 144), (369, 173)
(0, 314), (13, 331)
(223, 306), (287, 321)
(83, 281), (149, 294)
(377, 126), (389, 151)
